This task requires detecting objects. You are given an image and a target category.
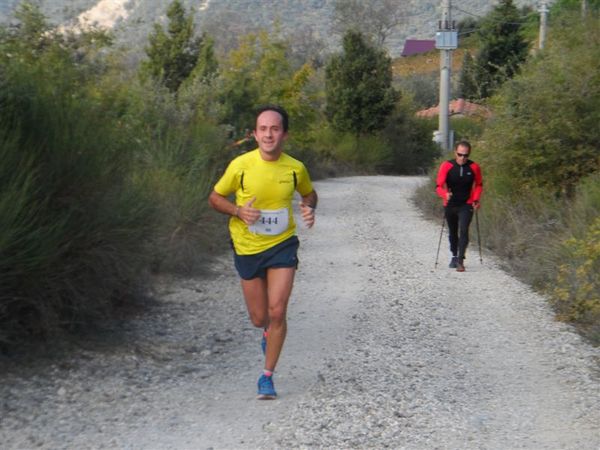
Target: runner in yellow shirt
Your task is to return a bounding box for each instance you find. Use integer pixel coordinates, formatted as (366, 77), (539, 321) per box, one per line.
(208, 105), (318, 399)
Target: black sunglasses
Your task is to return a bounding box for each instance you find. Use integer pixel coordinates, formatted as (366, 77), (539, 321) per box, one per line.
(456, 153), (469, 158)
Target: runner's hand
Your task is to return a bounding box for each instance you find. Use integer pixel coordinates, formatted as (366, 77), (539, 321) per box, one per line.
(238, 197), (260, 225)
(473, 200), (481, 210)
(300, 203), (315, 228)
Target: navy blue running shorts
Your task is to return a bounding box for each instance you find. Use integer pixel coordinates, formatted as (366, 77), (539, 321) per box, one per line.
(233, 236), (299, 280)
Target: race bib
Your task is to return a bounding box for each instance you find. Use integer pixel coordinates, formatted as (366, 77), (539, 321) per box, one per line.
(249, 208), (289, 235)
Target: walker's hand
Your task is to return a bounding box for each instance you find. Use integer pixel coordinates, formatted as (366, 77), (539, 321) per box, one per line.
(473, 200), (481, 210)
(239, 197), (260, 225)
(446, 192), (452, 201)
(300, 203), (315, 228)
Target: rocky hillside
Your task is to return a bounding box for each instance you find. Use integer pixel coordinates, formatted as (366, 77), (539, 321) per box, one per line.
(2, 0), (540, 57)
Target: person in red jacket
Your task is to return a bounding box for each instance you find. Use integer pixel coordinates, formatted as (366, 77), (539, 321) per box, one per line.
(435, 140), (483, 272)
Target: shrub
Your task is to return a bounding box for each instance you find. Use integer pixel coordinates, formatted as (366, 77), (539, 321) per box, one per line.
(552, 173), (600, 341)
(379, 98), (438, 175)
(554, 217), (600, 337)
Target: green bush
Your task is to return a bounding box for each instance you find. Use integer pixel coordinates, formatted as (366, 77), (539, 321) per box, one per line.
(552, 173), (600, 341)
(316, 128), (373, 172)
(564, 171), (600, 234)
(554, 217), (600, 338)
(451, 116), (487, 143)
(379, 98), (439, 175)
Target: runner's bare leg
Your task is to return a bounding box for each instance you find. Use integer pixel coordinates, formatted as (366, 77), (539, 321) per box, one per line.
(241, 278), (268, 328)
(264, 267), (295, 370)
(240, 267), (295, 371)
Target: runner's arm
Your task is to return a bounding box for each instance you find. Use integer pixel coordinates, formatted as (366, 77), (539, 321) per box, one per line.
(208, 190), (239, 217)
(208, 191), (259, 225)
(435, 162), (452, 203)
(300, 190), (318, 228)
(300, 190), (318, 210)
(471, 163), (483, 205)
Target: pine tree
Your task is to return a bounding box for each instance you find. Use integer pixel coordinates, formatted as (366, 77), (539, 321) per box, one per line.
(325, 30), (398, 137)
(473, 0), (529, 98)
(190, 34), (218, 83)
(141, 0), (201, 92)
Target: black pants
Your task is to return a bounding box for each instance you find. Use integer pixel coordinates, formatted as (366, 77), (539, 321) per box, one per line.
(445, 204), (474, 259)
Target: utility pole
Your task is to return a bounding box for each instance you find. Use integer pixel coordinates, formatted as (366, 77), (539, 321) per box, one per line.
(434, 0), (457, 152)
(538, 1), (549, 50)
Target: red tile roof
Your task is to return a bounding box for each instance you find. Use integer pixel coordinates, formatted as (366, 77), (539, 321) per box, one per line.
(416, 99), (492, 118)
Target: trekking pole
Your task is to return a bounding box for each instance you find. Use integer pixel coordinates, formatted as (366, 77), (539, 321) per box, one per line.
(434, 211), (445, 269)
(475, 208), (483, 264)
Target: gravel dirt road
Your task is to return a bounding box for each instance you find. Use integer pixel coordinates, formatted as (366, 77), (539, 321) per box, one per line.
(1, 176), (599, 449)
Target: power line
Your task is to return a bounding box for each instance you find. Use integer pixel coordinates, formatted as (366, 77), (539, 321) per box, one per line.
(457, 28), (478, 36)
(452, 5), (486, 19)
(452, 5), (533, 26)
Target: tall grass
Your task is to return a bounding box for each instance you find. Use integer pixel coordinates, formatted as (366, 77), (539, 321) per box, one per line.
(476, 191), (564, 287)
(0, 59), (159, 344)
(134, 105), (231, 272)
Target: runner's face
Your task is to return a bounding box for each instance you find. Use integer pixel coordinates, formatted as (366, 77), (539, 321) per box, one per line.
(254, 110), (288, 160)
(455, 144), (470, 165)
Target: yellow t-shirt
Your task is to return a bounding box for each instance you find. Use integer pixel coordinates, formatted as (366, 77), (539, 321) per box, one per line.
(214, 149), (314, 255)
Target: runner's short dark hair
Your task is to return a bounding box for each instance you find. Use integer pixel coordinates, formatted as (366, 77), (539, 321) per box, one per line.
(454, 139), (472, 152)
(255, 104), (289, 132)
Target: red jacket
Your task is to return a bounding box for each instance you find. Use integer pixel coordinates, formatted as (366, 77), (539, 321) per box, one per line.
(436, 159), (483, 207)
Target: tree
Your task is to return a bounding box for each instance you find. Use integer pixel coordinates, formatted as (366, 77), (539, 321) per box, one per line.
(331, 0), (407, 47)
(479, 15), (600, 197)
(379, 97), (439, 174)
(457, 16), (480, 37)
(473, 0), (529, 98)
(141, 0), (201, 92)
(325, 30), (398, 137)
(458, 51), (479, 100)
(217, 30), (316, 137)
(395, 72), (438, 108)
(189, 33), (218, 83)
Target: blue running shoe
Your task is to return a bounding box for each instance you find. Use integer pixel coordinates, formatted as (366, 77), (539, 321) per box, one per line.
(449, 256), (458, 268)
(257, 374), (277, 399)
